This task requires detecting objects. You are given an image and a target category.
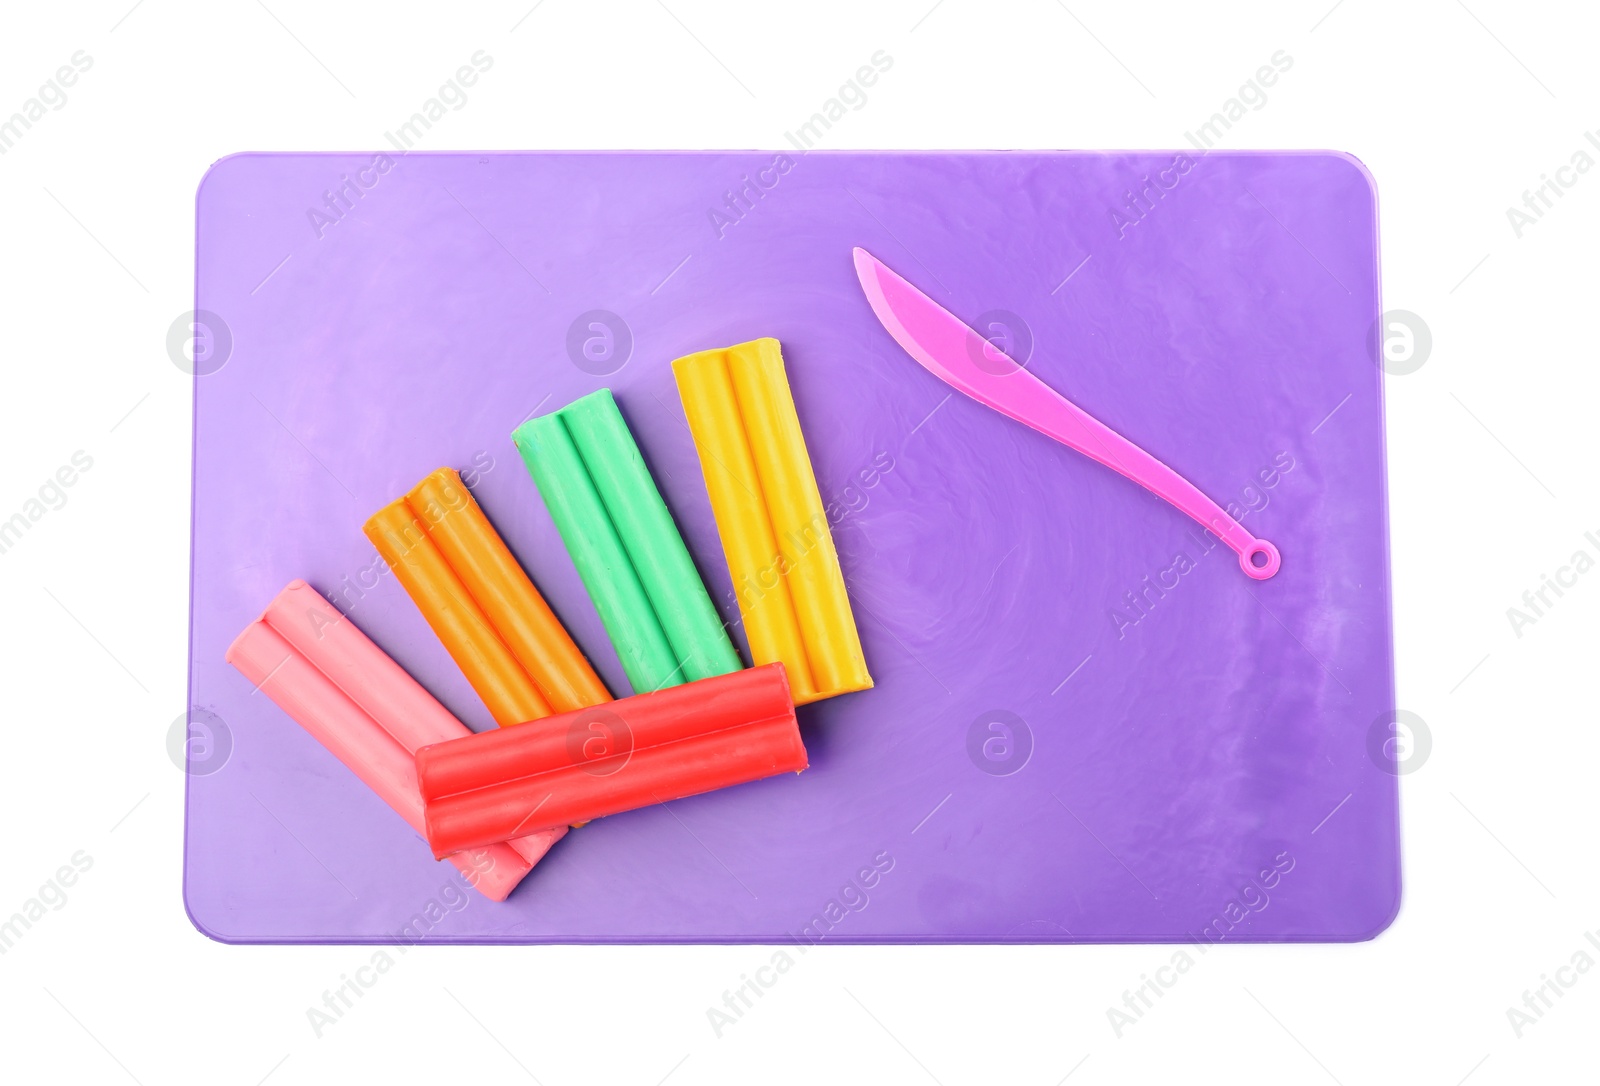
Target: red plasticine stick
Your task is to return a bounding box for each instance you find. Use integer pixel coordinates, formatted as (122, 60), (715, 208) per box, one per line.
(227, 580), (565, 901)
(417, 663), (805, 859)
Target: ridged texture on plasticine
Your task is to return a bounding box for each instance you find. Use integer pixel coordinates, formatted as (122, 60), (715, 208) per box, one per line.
(673, 338), (871, 705)
(364, 467), (611, 727)
(512, 389), (742, 695)
(416, 663), (806, 859)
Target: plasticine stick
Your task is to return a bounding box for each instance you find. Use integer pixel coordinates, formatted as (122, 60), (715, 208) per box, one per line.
(365, 468), (610, 727)
(674, 355), (811, 695)
(416, 663), (805, 859)
(726, 346), (869, 696)
(513, 390), (742, 694)
(673, 339), (872, 705)
(226, 580), (564, 902)
(513, 410), (677, 692)
(407, 470), (609, 714)
(561, 391), (743, 682)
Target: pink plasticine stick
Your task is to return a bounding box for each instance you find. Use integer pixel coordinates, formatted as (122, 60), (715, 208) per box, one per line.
(226, 580), (565, 902)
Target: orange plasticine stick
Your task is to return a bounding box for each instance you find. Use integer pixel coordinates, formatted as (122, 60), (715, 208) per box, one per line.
(365, 467), (611, 727)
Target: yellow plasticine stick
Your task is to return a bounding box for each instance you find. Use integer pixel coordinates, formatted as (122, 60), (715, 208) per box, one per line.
(674, 353), (813, 699)
(673, 338), (872, 705)
(726, 341), (871, 698)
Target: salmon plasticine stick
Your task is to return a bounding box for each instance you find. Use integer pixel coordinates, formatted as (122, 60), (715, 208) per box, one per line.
(673, 338), (872, 705)
(364, 467), (611, 727)
(416, 663), (806, 859)
(225, 580), (564, 902)
(512, 389), (743, 695)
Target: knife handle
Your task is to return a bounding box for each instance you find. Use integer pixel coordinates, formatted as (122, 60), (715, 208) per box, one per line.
(1000, 382), (1280, 579)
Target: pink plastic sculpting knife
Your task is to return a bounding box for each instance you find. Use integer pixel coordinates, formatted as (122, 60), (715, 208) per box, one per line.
(853, 247), (1281, 579)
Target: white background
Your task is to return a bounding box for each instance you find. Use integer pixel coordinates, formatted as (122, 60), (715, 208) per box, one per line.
(1, 1), (1595, 1083)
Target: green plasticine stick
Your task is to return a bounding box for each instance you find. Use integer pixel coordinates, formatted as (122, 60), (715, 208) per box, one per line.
(513, 410), (678, 693)
(560, 391), (743, 682)
(512, 390), (742, 693)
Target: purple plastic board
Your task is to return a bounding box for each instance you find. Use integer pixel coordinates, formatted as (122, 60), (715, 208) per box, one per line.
(185, 151), (1398, 943)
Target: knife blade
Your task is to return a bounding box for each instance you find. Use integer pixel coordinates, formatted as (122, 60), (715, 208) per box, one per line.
(852, 246), (1280, 579)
